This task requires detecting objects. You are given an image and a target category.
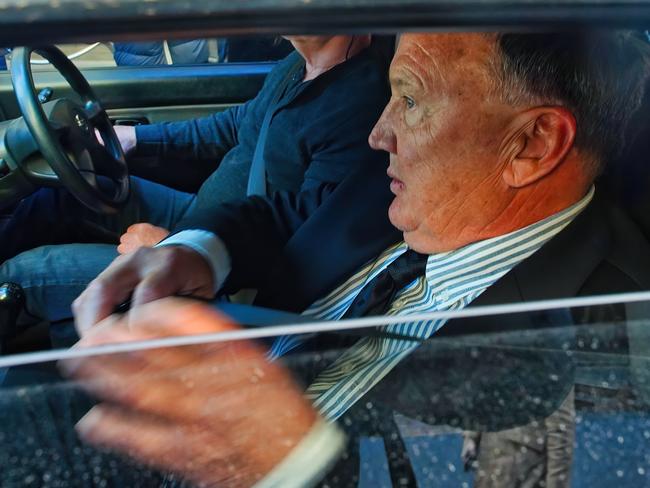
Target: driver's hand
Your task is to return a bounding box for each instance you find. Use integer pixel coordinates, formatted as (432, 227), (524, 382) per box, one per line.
(72, 246), (215, 335)
(118, 223), (170, 255)
(96, 125), (137, 155)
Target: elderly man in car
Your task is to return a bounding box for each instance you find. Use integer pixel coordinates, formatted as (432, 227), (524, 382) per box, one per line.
(18, 31), (650, 486)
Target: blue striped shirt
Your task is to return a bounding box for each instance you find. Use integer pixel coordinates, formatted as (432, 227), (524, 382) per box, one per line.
(270, 187), (594, 421)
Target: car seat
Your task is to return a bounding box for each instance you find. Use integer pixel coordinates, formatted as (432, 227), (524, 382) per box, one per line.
(599, 78), (650, 239)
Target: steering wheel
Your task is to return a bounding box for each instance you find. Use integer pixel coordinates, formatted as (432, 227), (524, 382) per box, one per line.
(2, 46), (129, 213)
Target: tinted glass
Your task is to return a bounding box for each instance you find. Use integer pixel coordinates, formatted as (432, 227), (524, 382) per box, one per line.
(1, 298), (649, 486)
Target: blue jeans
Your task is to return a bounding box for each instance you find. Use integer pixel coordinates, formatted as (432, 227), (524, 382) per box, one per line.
(0, 177), (196, 338)
(1, 176), (195, 263)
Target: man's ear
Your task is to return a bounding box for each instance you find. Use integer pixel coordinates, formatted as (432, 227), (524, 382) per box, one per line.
(501, 107), (576, 188)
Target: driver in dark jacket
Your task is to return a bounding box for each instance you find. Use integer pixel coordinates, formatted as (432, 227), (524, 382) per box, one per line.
(0, 35), (391, 337)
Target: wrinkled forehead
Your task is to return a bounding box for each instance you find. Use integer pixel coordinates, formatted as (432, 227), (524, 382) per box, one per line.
(391, 33), (497, 90)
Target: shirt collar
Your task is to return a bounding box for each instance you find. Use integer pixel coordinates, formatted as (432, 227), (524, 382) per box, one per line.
(418, 185), (595, 288)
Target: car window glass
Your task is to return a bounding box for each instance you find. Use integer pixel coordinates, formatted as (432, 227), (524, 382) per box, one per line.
(0, 26), (649, 488)
(1, 297), (650, 485)
(0, 37), (294, 71)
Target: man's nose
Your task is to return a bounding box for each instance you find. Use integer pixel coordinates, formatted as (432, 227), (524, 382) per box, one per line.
(368, 114), (397, 154)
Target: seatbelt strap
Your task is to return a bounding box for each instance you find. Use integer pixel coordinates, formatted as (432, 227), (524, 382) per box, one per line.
(162, 41), (173, 65)
(247, 57), (304, 197)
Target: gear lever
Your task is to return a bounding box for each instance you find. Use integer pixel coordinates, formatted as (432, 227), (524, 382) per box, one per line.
(0, 282), (25, 354)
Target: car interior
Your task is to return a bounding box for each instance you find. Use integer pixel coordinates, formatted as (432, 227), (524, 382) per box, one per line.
(0, 44), (277, 354)
(0, 0), (649, 486)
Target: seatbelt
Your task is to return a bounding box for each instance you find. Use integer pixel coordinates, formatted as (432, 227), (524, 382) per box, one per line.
(246, 57), (304, 197)
(162, 41), (173, 65)
(231, 57), (305, 306)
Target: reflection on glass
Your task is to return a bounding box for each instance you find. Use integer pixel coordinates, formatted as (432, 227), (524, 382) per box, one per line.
(0, 300), (649, 486)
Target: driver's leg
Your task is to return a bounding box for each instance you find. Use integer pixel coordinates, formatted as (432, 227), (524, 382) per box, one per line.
(0, 185), (90, 263)
(0, 243), (119, 344)
(0, 176), (195, 263)
(81, 175), (197, 242)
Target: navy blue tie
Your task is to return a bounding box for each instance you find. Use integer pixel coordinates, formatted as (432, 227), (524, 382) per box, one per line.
(342, 249), (428, 318)
(268, 249), (428, 361)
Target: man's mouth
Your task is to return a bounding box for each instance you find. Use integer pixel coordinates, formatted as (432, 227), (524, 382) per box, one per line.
(387, 169), (405, 194)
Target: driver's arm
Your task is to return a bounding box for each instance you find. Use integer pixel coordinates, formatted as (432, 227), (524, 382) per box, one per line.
(72, 181), (337, 333)
(72, 157), (395, 331)
(115, 53), (301, 170)
(116, 99), (253, 167)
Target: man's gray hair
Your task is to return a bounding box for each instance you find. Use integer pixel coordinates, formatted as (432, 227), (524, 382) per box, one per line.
(492, 31), (650, 176)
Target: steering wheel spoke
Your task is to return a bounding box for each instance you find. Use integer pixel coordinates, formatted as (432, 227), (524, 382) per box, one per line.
(86, 145), (123, 178)
(83, 100), (105, 124)
(79, 168), (99, 188)
(49, 120), (68, 134)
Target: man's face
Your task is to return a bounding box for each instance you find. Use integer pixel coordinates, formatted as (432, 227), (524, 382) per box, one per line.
(369, 34), (517, 253)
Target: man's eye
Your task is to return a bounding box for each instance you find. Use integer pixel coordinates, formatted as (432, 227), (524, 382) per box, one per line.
(404, 96), (416, 109)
